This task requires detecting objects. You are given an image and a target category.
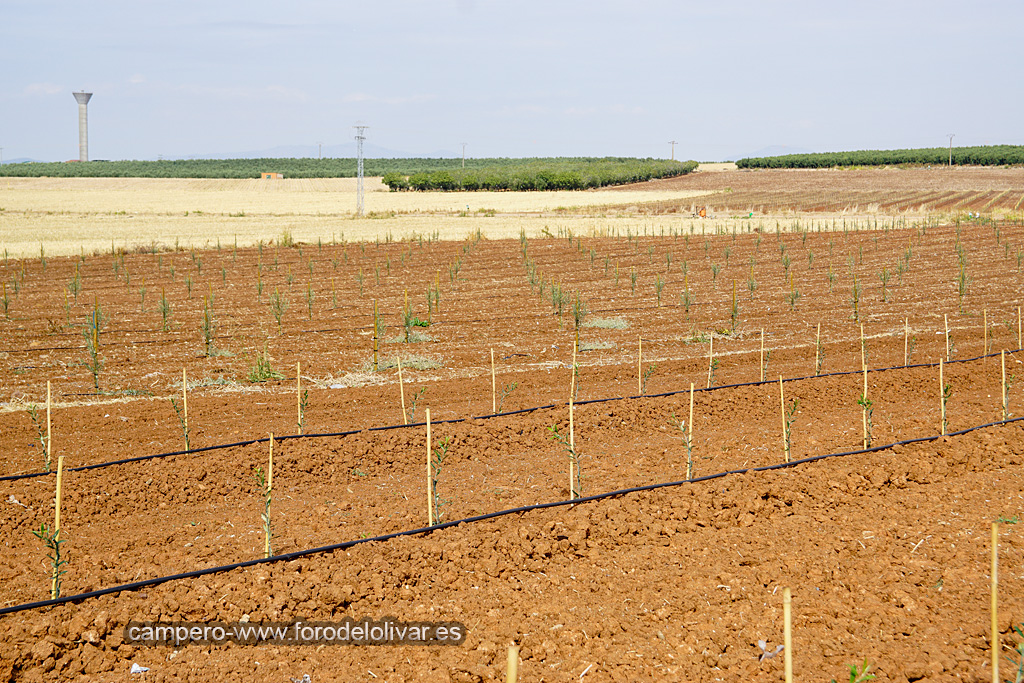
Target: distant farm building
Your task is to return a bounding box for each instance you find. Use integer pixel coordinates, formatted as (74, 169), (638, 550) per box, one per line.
(261, 172), (284, 179)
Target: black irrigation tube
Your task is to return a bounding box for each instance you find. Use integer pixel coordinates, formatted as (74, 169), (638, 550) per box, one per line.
(0, 430), (362, 483)
(634, 347), (1020, 403)
(2, 347), (1018, 484)
(3, 411), (1022, 618)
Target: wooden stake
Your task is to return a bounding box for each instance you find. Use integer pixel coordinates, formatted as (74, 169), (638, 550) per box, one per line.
(861, 401), (869, 450)
(398, 358), (407, 425)
(54, 455), (64, 535)
(92, 298), (99, 360)
(1002, 350), (1008, 420)
(861, 360), (870, 449)
(637, 335), (643, 395)
(570, 341), (578, 399)
(45, 378), (51, 471)
(426, 408), (433, 526)
(569, 350), (576, 438)
(182, 367), (188, 447)
(491, 348), (497, 414)
(984, 308), (988, 355)
(760, 328), (765, 382)
(569, 343), (577, 497)
(731, 279), (737, 323)
(687, 382), (694, 480)
(779, 376), (789, 463)
(372, 299), (379, 372)
(707, 335), (714, 389)
(783, 587), (793, 683)
(568, 404), (575, 499)
(904, 317), (909, 366)
(296, 361), (302, 434)
(53, 454), (64, 599)
(939, 358), (946, 435)
(992, 522), (1000, 683)
(507, 644), (519, 683)
(945, 314), (950, 362)
(263, 434), (271, 498)
(859, 323), (866, 373)
(266, 433), (273, 559)
(814, 322), (821, 376)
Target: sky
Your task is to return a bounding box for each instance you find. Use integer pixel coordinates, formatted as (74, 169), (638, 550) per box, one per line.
(2, 0), (1022, 163)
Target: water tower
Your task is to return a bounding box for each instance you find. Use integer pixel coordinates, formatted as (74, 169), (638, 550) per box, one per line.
(73, 91), (93, 161)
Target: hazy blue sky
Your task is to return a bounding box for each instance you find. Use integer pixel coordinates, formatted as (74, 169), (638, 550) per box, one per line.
(3, 0), (1022, 162)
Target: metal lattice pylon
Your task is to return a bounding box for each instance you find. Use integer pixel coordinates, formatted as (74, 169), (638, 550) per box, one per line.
(354, 125), (368, 217)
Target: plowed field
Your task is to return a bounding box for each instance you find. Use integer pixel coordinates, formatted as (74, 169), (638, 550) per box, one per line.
(2, 219), (1024, 682)
(613, 166), (1024, 216)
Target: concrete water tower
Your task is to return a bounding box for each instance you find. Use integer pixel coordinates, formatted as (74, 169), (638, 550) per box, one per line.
(72, 91), (93, 161)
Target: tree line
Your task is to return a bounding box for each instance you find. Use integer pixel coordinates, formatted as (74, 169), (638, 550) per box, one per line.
(0, 156), (696, 184)
(382, 159), (697, 191)
(736, 145), (1024, 169)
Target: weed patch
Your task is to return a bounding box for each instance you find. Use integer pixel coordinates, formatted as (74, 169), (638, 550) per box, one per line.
(583, 317), (628, 330)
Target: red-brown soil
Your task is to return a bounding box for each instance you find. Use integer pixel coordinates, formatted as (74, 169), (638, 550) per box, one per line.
(611, 167), (1024, 215)
(2, 221), (1024, 681)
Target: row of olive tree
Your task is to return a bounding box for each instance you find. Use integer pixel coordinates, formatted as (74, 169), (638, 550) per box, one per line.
(0, 156), (695, 180)
(736, 145), (1024, 169)
(382, 159), (697, 191)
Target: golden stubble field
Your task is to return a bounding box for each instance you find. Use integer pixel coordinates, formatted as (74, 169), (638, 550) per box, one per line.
(0, 177), (715, 257)
(2, 165), (1022, 258)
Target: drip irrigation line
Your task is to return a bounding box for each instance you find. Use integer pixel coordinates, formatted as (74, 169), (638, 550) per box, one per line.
(3, 345), (84, 355)
(62, 392), (154, 398)
(1, 347), (1017, 484)
(3, 412), (1021, 618)
(367, 402), (560, 433)
(0, 429), (363, 483)
(1, 323), (384, 355)
(635, 346), (1021, 402)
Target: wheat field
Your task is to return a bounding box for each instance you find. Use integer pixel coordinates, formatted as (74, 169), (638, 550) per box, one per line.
(0, 177), (719, 256)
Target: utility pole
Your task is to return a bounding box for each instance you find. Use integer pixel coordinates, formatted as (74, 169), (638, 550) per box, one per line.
(668, 141), (677, 161)
(354, 126), (368, 217)
(947, 133), (955, 167)
(317, 142), (323, 160)
(461, 142), (467, 168)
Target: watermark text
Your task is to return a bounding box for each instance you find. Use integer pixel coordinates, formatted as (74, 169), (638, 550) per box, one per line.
(125, 619), (466, 646)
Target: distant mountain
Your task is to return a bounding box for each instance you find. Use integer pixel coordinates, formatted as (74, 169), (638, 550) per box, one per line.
(1, 158), (44, 165)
